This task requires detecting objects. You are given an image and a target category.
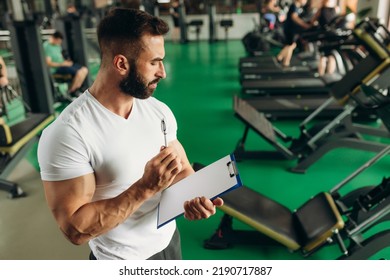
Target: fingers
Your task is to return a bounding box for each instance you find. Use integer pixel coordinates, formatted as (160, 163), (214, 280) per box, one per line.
(184, 196), (219, 220)
(212, 197), (224, 207)
(160, 147), (182, 176)
(141, 146), (182, 193)
(156, 146), (177, 163)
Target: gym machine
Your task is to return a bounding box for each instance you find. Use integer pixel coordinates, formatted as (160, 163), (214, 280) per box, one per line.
(0, 1), (55, 198)
(207, 0), (217, 43)
(239, 26), (355, 81)
(8, 1), (54, 114)
(232, 19), (390, 173)
(203, 146), (390, 260)
(238, 16), (357, 96)
(53, 12), (93, 88)
(238, 28), (375, 121)
(177, 0), (188, 44)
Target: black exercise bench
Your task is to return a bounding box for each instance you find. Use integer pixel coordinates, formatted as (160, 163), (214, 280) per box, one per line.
(202, 146), (390, 259)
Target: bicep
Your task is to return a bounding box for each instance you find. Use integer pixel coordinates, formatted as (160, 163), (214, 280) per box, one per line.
(43, 173), (96, 226)
(45, 56), (55, 67)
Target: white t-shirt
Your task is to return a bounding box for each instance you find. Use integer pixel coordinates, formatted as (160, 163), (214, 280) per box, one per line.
(38, 91), (177, 259)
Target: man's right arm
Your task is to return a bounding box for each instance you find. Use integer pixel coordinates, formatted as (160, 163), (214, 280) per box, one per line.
(0, 56), (8, 86)
(43, 146), (182, 245)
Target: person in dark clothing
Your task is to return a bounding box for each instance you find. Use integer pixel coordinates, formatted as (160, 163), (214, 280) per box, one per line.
(261, 0), (281, 30)
(142, 0), (156, 15)
(276, 0), (311, 67)
(310, 0), (339, 75)
(311, 0), (338, 27)
(170, 0), (180, 42)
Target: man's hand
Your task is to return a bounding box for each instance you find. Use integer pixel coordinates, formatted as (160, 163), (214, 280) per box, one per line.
(139, 146), (182, 194)
(183, 197), (224, 220)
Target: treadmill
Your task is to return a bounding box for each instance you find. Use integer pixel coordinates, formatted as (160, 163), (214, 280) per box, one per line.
(239, 19), (352, 74)
(239, 93), (377, 121)
(239, 54), (314, 74)
(241, 76), (336, 95)
(237, 26), (378, 121)
(239, 46), (351, 81)
(240, 25), (355, 95)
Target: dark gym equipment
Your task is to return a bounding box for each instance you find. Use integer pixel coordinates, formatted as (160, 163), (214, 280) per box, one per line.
(233, 19), (390, 173)
(207, 0), (217, 43)
(220, 19), (233, 41)
(53, 14), (93, 87)
(242, 29), (271, 55)
(9, 20), (54, 114)
(0, 86), (54, 198)
(239, 16), (359, 96)
(187, 20), (204, 42)
(236, 24), (375, 120)
(0, 1), (57, 198)
(177, 0), (188, 44)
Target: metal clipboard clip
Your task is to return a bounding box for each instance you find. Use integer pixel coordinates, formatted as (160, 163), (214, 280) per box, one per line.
(227, 161), (238, 178)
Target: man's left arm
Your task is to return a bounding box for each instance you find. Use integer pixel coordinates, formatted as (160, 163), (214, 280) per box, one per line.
(169, 139), (194, 183)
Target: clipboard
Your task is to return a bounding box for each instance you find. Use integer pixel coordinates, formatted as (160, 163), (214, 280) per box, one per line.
(157, 154), (243, 228)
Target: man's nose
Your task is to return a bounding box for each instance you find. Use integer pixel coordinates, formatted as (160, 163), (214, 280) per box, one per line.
(157, 61), (166, 79)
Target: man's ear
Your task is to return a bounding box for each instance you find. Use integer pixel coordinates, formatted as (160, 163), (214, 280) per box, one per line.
(113, 54), (129, 76)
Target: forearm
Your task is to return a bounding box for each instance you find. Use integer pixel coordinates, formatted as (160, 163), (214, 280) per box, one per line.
(171, 164), (194, 185)
(49, 146), (183, 245)
(48, 61), (66, 68)
(295, 17), (310, 29)
(59, 179), (155, 245)
(0, 57), (7, 79)
(46, 58), (71, 68)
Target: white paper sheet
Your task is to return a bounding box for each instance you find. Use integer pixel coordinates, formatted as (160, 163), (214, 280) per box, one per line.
(157, 154), (242, 228)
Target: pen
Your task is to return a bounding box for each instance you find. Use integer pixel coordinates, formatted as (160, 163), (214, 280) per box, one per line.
(161, 119), (167, 147)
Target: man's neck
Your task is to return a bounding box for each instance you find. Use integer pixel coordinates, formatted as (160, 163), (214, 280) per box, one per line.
(89, 73), (135, 119)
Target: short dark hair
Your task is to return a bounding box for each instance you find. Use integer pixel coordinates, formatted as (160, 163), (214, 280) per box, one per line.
(52, 31), (64, 40)
(97, 8), (169, 64)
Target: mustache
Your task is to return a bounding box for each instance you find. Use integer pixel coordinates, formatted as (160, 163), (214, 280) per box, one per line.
(148, 78), (161, 86)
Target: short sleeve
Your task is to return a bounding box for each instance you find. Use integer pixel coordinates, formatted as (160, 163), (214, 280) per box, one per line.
(38, 121), (93, 181)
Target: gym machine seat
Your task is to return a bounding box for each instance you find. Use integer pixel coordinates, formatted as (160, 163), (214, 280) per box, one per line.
(208, 188), (344, 254)
(0, 86), (54, 198)
(203, 147), (390, 259)
(0, 113), (53, 198)
(187, 20), (203, 42)
(220, 19), (233, 41)
(51, 73), (74, 104)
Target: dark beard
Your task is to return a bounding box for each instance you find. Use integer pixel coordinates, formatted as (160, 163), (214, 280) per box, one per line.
(119, 64), (159, 99)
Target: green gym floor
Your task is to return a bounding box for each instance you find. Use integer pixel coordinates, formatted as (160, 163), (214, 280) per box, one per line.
(2, 39), (389, 260)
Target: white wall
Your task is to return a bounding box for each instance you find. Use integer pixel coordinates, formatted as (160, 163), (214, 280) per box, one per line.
(357, 0), (389, 24)
(161, 13), (260, 42)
